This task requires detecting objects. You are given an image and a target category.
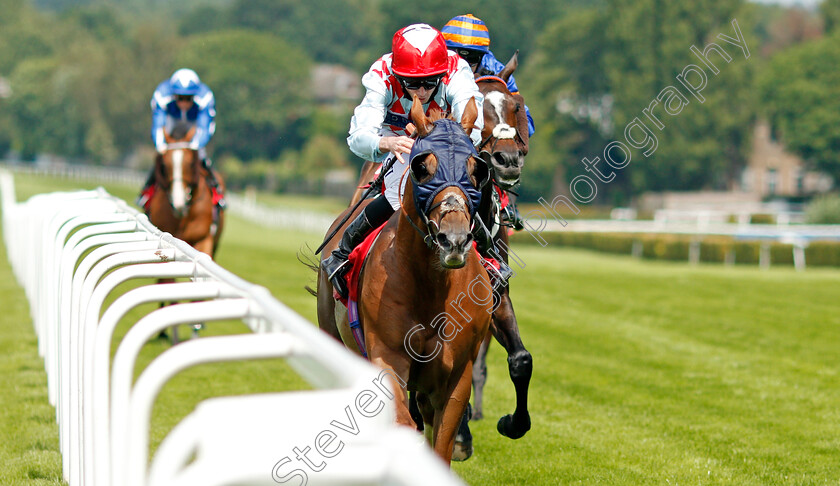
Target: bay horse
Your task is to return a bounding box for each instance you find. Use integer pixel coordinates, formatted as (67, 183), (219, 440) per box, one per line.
(317, 96), (492, 464)
(148, 124), (224, 257)
(148, 124), (225, 342)
(469, 51), (533, 442)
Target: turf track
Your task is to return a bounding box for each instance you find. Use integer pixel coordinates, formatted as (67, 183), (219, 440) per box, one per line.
(1, 173), (839, 485)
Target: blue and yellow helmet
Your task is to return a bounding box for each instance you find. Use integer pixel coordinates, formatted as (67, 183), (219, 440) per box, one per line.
(441, 14), (490, 54)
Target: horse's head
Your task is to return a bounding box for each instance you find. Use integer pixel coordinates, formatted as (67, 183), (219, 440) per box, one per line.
(407, 95), (490, 268)
(477, 52), (526, 189)
(155, 124), (200, 217)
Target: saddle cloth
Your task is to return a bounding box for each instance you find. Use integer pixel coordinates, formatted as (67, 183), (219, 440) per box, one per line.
(336, 222), (388, 307)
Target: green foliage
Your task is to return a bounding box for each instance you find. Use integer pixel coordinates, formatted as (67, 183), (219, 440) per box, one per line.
(823, 0), (840, 33)
(512, 230), (840, 267)
(175, 30), (313, 160)
(805, 193), (840, 224)
(760, 31), (840, 184)
(524, 1), (757, 200)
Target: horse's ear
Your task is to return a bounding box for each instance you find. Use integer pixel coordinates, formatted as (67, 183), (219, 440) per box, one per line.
(163, 130), (174, 144)
(499, 50), (519, 82)
(186, 126), (197, 143)
(410, 95), (434, 137)
(460, 97), (478, 135)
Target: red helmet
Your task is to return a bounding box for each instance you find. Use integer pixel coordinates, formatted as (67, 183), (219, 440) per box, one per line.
(391, 24), (448, 77)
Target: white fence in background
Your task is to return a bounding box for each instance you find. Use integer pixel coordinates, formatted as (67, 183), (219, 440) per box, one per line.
(0, 161), (334, 234)
(0, 169), (462, 486)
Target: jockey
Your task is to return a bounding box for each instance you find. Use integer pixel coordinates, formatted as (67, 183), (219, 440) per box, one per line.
(442, 13), (533, 229)
(137, 68), (223, 210)
(322, 23), (512, 299)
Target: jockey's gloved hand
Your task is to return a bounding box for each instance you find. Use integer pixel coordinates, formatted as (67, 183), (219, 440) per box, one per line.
(156, 142), (167, 154)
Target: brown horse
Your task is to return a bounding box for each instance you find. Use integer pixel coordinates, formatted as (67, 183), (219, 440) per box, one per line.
(317, 96), (492, 464)
(148, 125), (225, 342)
(469, 53), (533, 442)
(148, 125), (224, 257)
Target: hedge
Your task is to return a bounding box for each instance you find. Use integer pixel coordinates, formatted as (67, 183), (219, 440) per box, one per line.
(510, 231), (840, 267)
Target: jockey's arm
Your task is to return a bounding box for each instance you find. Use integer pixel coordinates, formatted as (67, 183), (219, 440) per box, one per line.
(447, 57), (485, 145)
(150, 100), (168, 153)
(191, 90), (216, 150)
(347, 68), (394, 163)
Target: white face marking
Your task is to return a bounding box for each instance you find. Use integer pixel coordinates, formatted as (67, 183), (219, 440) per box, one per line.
(171, 149), (186, 211)
(485, 91), (506, 124)
(485, 91), (516, 140)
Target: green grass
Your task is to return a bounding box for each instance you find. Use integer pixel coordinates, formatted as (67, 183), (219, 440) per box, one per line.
(2, 173), (840, 485)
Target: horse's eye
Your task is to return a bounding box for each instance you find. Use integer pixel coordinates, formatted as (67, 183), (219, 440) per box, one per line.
(515, 103), (521, 113)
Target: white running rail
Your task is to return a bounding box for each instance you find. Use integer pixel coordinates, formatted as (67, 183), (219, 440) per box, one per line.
(0, 169), (463, 486)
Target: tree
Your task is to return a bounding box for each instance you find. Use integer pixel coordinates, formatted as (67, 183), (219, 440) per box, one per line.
(175, 30), (313, 161)
(524, 1), (757, 201)
(823, 0), (840, 33)
(520, 8), (612, 199)
(760, 31), (840, 184)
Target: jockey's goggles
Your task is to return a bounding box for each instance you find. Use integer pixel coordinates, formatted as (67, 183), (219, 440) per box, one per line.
(455, 48), (484, 66)
(398, 75), (443, 91)
(175, 94), (194, 102)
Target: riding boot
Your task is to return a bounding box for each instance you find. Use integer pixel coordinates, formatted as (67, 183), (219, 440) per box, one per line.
(202, 158), (226, 209)
(472, 220), (514, 287)
(136, 167), (156, 209)
(322, 196), (394, 300)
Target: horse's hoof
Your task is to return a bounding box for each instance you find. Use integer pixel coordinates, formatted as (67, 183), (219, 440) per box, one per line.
(497, 412), (531, 439)
(452, 437), (473, 461)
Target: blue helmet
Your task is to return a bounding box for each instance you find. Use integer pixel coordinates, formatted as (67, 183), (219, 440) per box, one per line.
(169, 68), (201, 96)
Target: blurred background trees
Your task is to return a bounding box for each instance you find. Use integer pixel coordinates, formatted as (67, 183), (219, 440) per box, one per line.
(1, 0), (836, 202)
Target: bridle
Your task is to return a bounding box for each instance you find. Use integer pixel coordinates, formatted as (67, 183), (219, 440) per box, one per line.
(475, 76), (527, 155)
(404, 190), (473, 251)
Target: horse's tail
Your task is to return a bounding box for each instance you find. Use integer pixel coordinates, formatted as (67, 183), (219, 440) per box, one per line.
(297, 244), (319, 297)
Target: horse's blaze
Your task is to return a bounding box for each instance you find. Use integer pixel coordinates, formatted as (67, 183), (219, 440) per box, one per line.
(170, 149), (187, 214)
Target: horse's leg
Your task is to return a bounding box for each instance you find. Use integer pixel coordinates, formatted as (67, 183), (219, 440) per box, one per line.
(192, 234), (215, 256)
(452, 402), (473, 461)
(408, 391), (424, 431)
(368, 353), (413, 428)
(471, 332), (491, 420)
(415, 392), (434, 443)
(491, 290), (532, 440)
(432, 366), (473, 464)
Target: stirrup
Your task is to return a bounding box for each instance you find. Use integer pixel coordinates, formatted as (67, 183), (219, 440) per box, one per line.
(503, 205), (525, 231)
(322, 256), (351, 299)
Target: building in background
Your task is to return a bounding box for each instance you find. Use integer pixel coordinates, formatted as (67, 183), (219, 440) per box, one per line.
(742, 121), (833, 197)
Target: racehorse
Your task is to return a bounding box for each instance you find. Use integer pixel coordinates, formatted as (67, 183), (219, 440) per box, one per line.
(148, 124), (224, 257)
(147, 124), (225, 342)
(469, 52), (533, 442)
(317, 96), (493, 464)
